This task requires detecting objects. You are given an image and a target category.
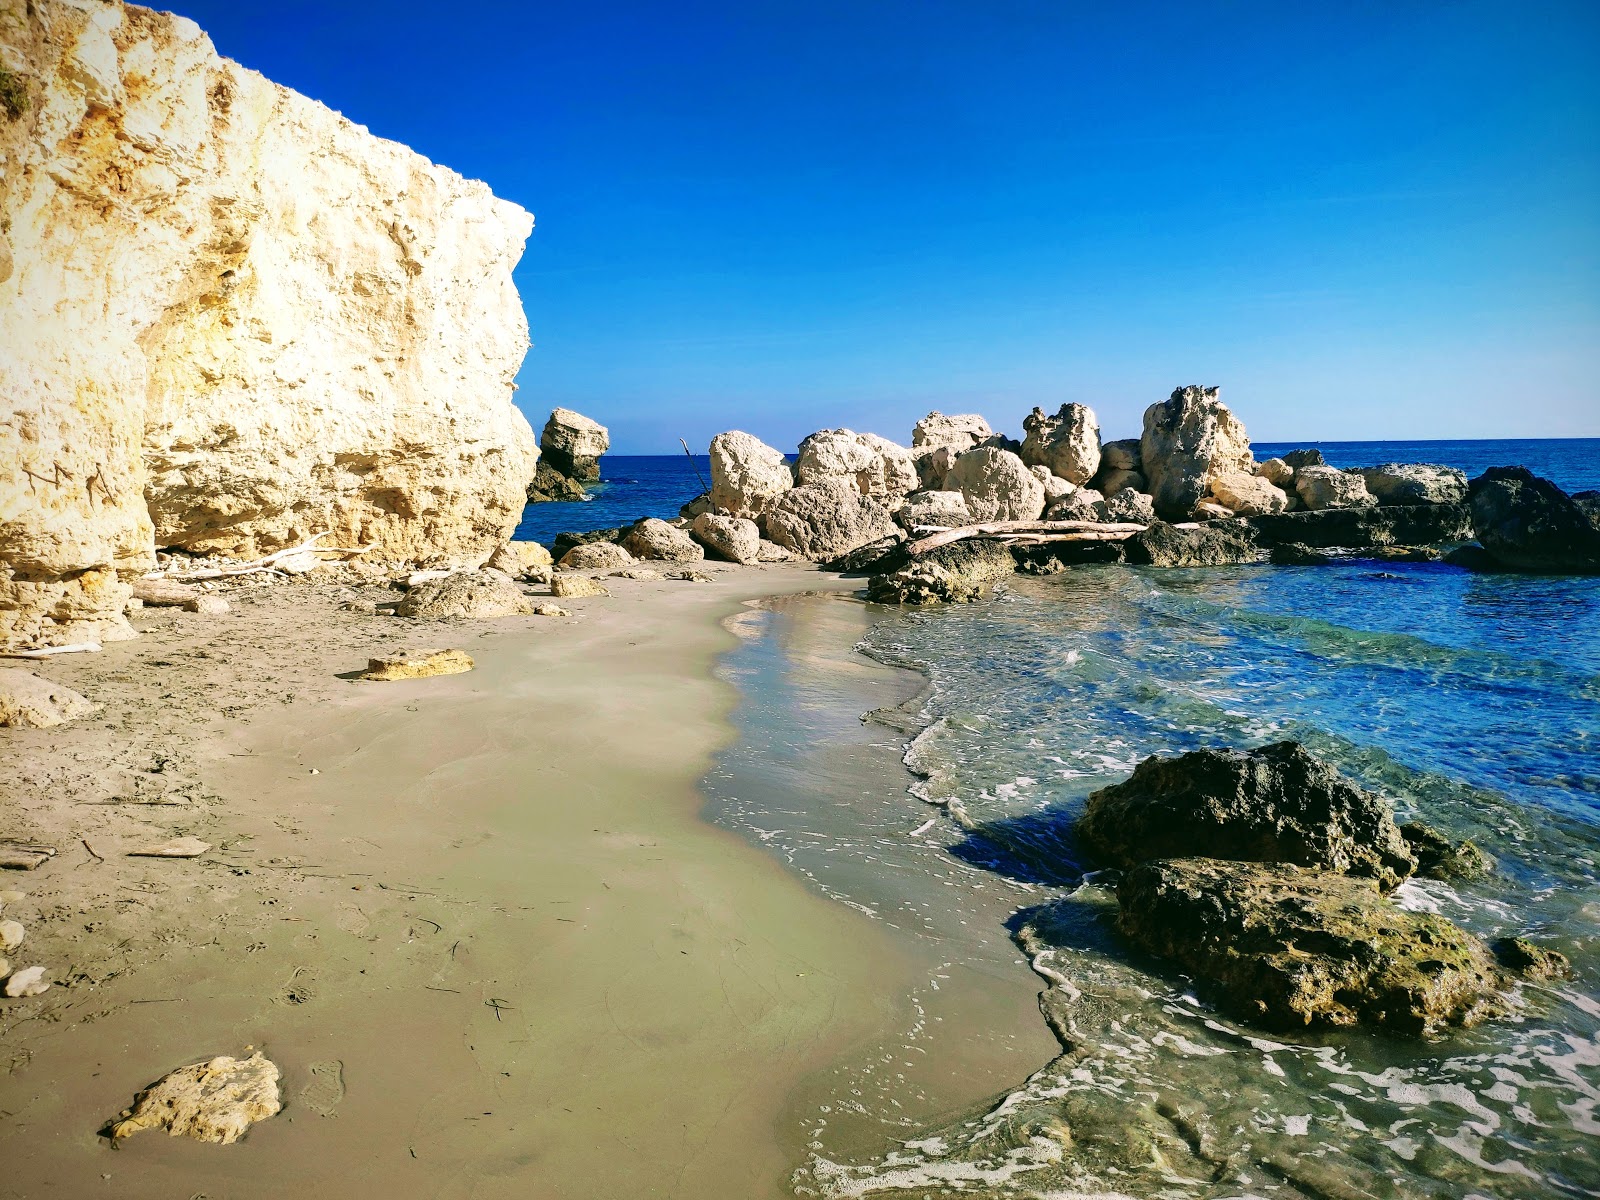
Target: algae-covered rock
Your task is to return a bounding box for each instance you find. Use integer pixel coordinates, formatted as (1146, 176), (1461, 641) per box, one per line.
(1116, 858), (1506, 1036)
(1491, 936), (1574, 981)
(1400, 821), (1494, 880)
(867, 540), (1016, 605)
(1078, 741), (1417, 891)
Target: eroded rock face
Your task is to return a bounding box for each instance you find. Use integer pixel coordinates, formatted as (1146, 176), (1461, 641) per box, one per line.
(1360, 463), (1467, 507)
(911, 412), (993, 452)
(944, 448), (1046, 522)
(763, 480), (896, 561)
(1078, 741), (1417, 891)
(1140, 386), (1254, 520)
(1467, 467), (1600, 574)
(540, 409), (609, 482)
(1020, 403), (1102, 486)
(709, 432), (793, 519)
(896, 490), (972, 532)
(690, 512), (760, 564)
(1210, 472), (1289, 517)
(620, 518), (703, 563)
(1, 1), (537, 648)
(1116, 859), (1506, 1036)
(1296, 466), (1376, 511)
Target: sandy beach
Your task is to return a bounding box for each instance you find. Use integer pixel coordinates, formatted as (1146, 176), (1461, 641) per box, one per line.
(0, 566), (944, 1199)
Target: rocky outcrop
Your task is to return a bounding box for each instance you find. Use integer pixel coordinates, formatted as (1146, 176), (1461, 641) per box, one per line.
(867, 539), (1016, 605)
(896, 490), (972, 532)
(690, 512), (760, 564)
(709, 432), (793, 519)
(1124, 521), (1263, 567)
(1078, 741), (1417, 891)
(762, 480), (896, 560)
(1020, 403), (1101, 486)
(1492, 937), (1574, 981)
(944, 448), (1046, 522)
(1116, 859), (1506, 1037)
(1296, 466), (1376, 511)
(1, 1), (537, 648)
(1400, 821), (1493, 881)
(1466, 467), (1600, 574)
(1360, 463), (1467, 506)
(1140, 386), (1254, 520)
(540, 409), (609, 482)
(1247, 503), (1471, 550)
(621, 518), (703, 563)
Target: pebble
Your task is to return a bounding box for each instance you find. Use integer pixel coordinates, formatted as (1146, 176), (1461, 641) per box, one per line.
(0, 919), (22, 953)
(183, 596), (230, 615)
(127, 836), (212, 859)
(3, 966), (49, 997)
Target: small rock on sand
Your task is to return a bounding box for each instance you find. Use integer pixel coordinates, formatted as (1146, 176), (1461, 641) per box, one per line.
(183, 595), (230, 615)
(0, 844), (55, 871)
(0, 920), (23, 952)
(531, 603), (570, 616)
(360, 648), (474, 681)
(339, 598), (378, 615)
(3, 965), (49, 998)
(107, 1050), (282, 1144)
(0, 669), (98, 729)
(127, 836), (213, 859)
(551, 576), (608, 599)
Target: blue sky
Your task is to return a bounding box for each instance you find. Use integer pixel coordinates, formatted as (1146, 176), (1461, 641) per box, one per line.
(172, 1), (1598, 452)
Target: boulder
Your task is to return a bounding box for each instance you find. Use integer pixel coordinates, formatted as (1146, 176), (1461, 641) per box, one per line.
(550, 575), (608, 598)
(1078, 741), (1417, 890)
(1095, 488), (1156, 525)
(526, 459), (589, 502)
(1100, 438), (1141, 472)
(1282, 448), (1325, 469)
(1247, 504), (1471, 550)
(910, 445), (959, 490)
(1124, 521), (1262, 567)
(1031, 466), (1075, 502)
(487, 541), (554, 580)
(822, 533), (906, 575)
(858, 434), (920, 499)
(679, 491), (713, 520)
(1467, 467), (1600, 573)
(1295, 466), (1377, 511)
(551, 528), (623, 560)
(1095, 467), (1146, 496)
(911, 412), (994, 452)
(1400, 821), (1493, 881)
(796, 430), (917, 500)
(0, 669), (97, 728)
(1270, 543), (1333, 566)
(3, 965), (50, 998)
(763, 480), (897, 561)
(896, 490), (972, 532)
(1192, 500), (1234, 521)
(361, 648), (474, 681)
(1359, 463), (1467, 507)
(620, 519), (704, 563)
(395, 571), (531, 618)
(867, 540), (1017, 605)
(1020, 403), (1102, 486)
(690, 513), (760, 564)
(1210, 472), (1289, 517)
(1116, 859), (1506, 1036)
(183, 595), (229, 615)
(107, 1051), (282, 1144)
(540, 409), (609, 481)
(944, 448), (1047, 522)
(709, 432), (793, 519)
(755, 539), (793, 562)
(1256, 458), (1295, 488)
(1044, 489), (1104, 522)
(1140, 386), (1254, 520)
(558, 542), (635, 571)
(1492, 937), (1574, 981)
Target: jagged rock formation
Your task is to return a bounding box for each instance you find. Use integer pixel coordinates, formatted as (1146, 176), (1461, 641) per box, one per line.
(1141, 386), (1254, 519)
(944, 447), (1046, 522)
(1020, 403), (1101, 485)
(708, 431), (793, 519)
(541, 408), (608, 482)
(1, 0), (537, 648)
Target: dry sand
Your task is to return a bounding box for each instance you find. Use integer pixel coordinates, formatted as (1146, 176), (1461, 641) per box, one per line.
(0, 564), (928, 1199)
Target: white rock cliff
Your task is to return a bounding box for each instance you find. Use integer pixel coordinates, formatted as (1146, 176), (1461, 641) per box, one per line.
(0, 0), (538, 647)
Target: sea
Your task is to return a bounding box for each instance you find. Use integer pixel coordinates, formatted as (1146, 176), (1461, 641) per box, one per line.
(526, 439), (1600, 1198)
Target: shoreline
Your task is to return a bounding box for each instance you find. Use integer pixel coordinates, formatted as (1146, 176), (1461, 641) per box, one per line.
(0, 565), (933, 1199)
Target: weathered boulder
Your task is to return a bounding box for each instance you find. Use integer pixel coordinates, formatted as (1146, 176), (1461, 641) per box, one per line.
(1044, 488), (1104, 522)
(526, 459), (590, 502)
(1140, 386), (1254, 520)
(1116, 859), (1506, 1036)
(1079, 741), (1417, 890)
(621, 519), (704, 563)
(821, 533), (906, 575)
(1020, 403), (1101, 486)
(1282, 448), (1325, 469)
(1096, 488), (1156, 525)
(184, 595), (229, 615)
(944, 448), (1046, 522)
(1, 1), (538, 649)
(1256, 458), (1295, 488)
(558, 541), (634, 571)
(895, 490), (972, 532)
(3, 965), (50, 997)
(1359, 463), (1467, 507)
(1193, 500), (1234, 521)
(0, 668), (97, 728)
(1296, 466), (1377, 511)
(858, 433), (920, 499)
(796, 430), (917, 501)
(1247, 504), (1471, 550)
(1101, 439), (1141, 472)
(395, 571), (531, 618)
(551, 528), (622, 560)
(1400, 822), (1493, 881)
(1095, 467), (1146, 496)
(763, 480), (897, 561)
(708, 432), (793, 519)
(540, 409), (609, 482)
(550, 575), (608, 598)
(1124, 521), (1263, 567)
(107, 1051), (281, 1144)
(487, 541), (554, 580)
(690, 512), (760, 564)
(910, 445), (959, 490)
(911, 412), (994, 452)
(755, 539), (793, 562)
(1210, 472), (1289, 517)
(1467, 467), (1600, 574)
(867, 540), (1016, 605)
(360, 647), (474, 681)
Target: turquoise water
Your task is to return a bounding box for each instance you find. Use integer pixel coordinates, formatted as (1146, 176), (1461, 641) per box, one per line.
(702, 440), (1600, 1197)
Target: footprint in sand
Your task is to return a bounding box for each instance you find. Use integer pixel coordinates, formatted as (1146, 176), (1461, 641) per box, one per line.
(335, 904), (370, 936)
(300, 1060), (345, 1117)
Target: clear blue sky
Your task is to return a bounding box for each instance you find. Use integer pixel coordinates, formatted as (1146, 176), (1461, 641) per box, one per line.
(171, 0), (1598, 452)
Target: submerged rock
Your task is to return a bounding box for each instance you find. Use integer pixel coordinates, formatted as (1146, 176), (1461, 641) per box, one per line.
(1140, 386), (1254, 520)
(1400, 821), (1493, 880)
(1360, 463), (1467, 507)
(945, 448), (1047, 522)
(540, 408), (609, 482)
(1491, 937), (1574, 981)
(0, 669), (97, 729)
(763, 480), (897, 561)
(1116, 858), (1506, 1037)
(867, 540), (1016, 605)
(395, 571), (531, 618)
(709, 432), (793, 519)
(1467, 467), (1600, 574)
(1020, 403), (1102, 486)
(360, 648), (474, 681)
(1078, 741), (1417, 891)
(690, 512), (761, 564)
(620, 518), (703, 563)
(107, 1050), (281, 1144)
(1124, 520), (1263, 567)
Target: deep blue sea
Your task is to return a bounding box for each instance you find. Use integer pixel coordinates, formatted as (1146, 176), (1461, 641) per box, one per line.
(688, 437), (1600, 1198)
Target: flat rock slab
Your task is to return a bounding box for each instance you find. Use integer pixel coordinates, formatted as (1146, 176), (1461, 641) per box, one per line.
(551, 575), (608, 599)
(0, 843), (56, 871)
(2, 965), (49, 998)
(0, 669), (97, 728)
(361, 648), (474, 681)
(1116, 858), (1506, 1037)
(107, 1050), (282, 1144)
(127, 836), (212, 859)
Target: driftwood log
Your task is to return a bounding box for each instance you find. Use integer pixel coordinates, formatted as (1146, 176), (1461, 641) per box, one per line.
(907, 520), (1147, 556)
(142, 533), (374, 583)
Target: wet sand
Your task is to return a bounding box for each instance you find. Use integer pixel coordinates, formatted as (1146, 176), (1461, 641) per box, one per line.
(0, 566), (923, 1199)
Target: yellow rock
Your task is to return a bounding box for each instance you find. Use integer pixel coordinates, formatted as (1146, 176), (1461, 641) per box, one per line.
(551, 576), (608, 599)
(108, 1050), (281, 1144)
(360, 648), (474, 681)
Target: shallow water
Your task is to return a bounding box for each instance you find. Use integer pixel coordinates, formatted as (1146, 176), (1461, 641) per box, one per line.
(706, 557), (1600, 1198)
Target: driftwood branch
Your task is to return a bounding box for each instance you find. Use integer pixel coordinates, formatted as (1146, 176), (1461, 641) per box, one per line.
(3, 642), (102, 658)
(907, 520), (1147, 556)
(144, 533), (369, 582)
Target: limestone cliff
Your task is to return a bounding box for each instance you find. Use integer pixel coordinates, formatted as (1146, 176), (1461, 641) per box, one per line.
(0, 0), (537, 647)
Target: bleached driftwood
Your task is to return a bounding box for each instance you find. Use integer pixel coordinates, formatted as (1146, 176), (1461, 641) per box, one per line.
(145, 533), (371, 583)
(907, 520), (1147, 556)
(2, 642), (102, 658)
